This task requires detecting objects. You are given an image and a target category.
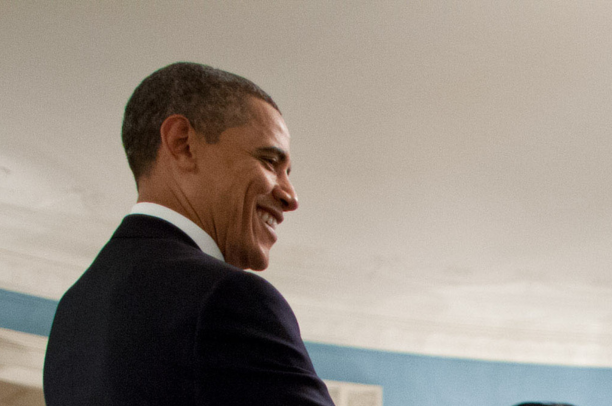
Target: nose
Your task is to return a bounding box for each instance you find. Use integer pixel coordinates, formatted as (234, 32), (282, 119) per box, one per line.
(273, 176), (299, 212)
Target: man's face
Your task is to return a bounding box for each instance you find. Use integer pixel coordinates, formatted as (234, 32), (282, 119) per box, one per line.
(189, 98), (298, 270)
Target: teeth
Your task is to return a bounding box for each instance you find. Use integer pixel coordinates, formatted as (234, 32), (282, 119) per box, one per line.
(258, 210), (277, 228)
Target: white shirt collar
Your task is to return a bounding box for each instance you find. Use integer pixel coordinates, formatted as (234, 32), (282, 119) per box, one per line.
(129, 202), (225, 262)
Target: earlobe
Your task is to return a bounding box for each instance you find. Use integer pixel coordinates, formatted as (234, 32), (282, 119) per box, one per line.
(160, 115), (197, 171)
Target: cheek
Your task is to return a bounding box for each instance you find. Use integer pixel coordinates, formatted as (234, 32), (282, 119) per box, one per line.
(243, 170), (277, 197)
(225, 169), (276, 227)
(261, 171), (278, 191)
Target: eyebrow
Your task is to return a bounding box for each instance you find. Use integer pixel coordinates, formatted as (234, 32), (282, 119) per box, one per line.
(255, 146), (291, 174)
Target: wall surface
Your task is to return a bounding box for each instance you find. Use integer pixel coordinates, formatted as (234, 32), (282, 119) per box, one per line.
(307, 342), (612, 406)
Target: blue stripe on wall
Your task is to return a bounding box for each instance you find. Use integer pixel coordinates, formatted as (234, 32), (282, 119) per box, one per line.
(305, 341), (612, 406)
(2, 288), (612, 406)
(0, 288), (58, 336)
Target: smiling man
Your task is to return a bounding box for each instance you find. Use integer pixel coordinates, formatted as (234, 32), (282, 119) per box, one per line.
(44, 62), (335, 406)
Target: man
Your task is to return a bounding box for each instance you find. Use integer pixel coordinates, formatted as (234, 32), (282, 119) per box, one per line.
(44, 62), (335, 405)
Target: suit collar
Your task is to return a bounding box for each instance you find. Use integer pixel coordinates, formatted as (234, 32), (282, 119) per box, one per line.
(129, 203), (224, 262)
(112, 214), (201, 251)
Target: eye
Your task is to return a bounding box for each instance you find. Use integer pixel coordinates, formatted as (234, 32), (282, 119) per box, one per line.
(260, 156), (278, 169)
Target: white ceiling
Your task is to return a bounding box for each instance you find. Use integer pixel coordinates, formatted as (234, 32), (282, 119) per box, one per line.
(2, 1), (612, 369)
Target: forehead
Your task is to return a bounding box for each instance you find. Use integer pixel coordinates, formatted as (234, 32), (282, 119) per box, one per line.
(244, 98), (291, 153)
(214, 97), (292, 164)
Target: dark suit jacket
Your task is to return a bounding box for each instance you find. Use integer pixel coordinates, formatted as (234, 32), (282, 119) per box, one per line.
(44, 214), (334, 405)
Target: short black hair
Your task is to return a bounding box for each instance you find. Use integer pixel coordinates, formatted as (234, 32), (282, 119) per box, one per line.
(514, 403), (576, 406)
(121, 62), (279, 180)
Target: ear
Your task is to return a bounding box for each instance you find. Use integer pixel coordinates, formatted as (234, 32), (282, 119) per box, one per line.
(159, 114), (198, 171)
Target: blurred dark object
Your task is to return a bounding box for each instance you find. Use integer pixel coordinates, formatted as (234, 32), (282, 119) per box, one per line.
(514, 403), (575, 406)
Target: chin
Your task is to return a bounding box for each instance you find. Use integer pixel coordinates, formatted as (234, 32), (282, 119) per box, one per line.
(242, 240), (272, 271)
(227, 247), (270, 271)
(246, 253), (269, 271)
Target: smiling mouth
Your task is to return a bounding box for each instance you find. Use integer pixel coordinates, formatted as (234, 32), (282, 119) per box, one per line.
(257, 209), (278, 229)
